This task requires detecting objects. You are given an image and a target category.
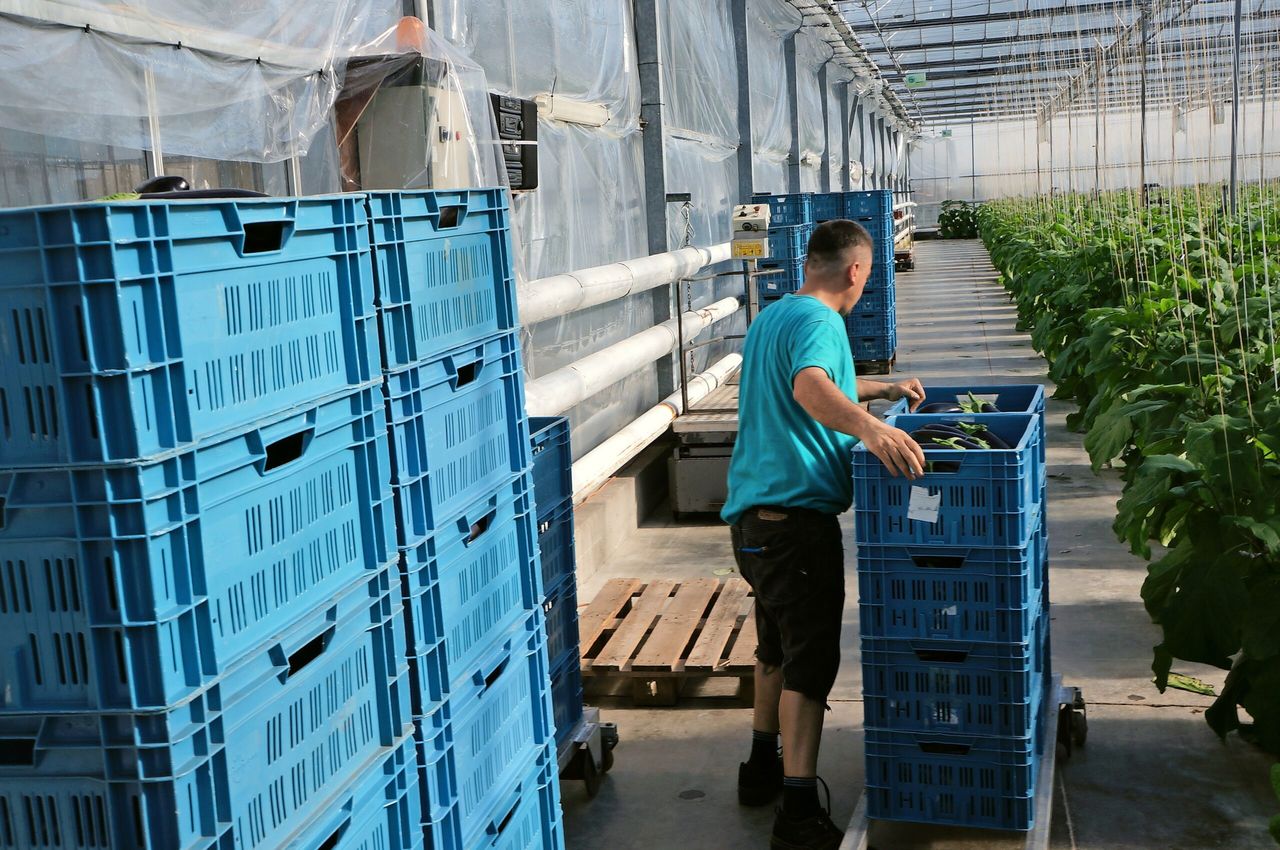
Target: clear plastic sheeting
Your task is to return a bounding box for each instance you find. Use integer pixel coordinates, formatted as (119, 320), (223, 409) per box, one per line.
(334, 25), (506, 192)
(749, 0), (801, 193)
(795, 30), (833, 191)
(435, 0), (639, 129)
(659, 0), (747, 377)
(826, 66), (855, 190)
(658, 0), (738, 146)
(438, 0), (652, 459)
(0, 0), (398, 161)
(910, 97), (1280, 213)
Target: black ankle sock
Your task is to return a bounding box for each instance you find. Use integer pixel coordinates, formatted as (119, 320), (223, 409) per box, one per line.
(782, 776), (820, 819)
(749, 730), (779, 767)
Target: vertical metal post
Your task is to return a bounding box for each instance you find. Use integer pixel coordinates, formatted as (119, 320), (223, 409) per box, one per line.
(856, 99), (866, 189)
(785, 32), (802, 192)
(634, 0), (676, 396)
(1229, 0), (1243, 215)
(818, 63), (832, 190)
(970, 115), (977, 200)
(840, 85), (853, 191)
(1139, 0), (1149, 205)
(731, 0), (755, 203)
(143, 68), (164, 177)
(1095, 48), (1102, 196)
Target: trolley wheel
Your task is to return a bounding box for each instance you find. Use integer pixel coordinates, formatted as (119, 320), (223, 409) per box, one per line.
(905, 257), (916, 271)
(601, 722), (619, 773)
(581, 747), (604, 798)
(1071, 709), (1088, 747)
(1056, 703), (1076, 761)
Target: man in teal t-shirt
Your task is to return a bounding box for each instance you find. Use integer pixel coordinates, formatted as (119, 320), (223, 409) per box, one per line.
(725, 220), (926, 850)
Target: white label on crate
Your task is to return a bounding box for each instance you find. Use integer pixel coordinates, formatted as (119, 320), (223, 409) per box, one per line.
(907, 487), (941, 524)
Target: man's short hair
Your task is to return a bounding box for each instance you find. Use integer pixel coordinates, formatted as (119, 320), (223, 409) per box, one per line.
(806, 219), (875, 275)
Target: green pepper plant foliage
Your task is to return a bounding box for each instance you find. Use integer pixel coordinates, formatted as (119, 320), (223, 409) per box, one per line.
(981, 188), (1280, 839)
(938, 200), (981, 238)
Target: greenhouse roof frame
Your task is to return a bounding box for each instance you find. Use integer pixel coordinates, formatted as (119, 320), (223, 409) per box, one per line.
(830, 0), (1280, 124)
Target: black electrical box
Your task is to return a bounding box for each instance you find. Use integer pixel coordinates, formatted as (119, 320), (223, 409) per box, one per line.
(490, 93), (539, 191)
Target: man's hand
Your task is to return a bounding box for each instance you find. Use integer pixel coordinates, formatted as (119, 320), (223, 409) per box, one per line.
(885, 378), (926, 412)
(858, 418), (926, 479)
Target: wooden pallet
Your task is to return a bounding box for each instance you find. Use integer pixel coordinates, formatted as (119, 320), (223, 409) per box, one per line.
(578, 578), (758, 706)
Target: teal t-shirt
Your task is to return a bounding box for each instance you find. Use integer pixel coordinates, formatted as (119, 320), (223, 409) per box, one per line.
(721, 294), (858, 526)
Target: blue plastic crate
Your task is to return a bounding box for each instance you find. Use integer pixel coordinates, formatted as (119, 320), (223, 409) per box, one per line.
(419, 614), (555, 849)
(847, 308), (896, 340)
(292, 734), (424, 850)
(758, 259), (805, 295)
(400, 475), (540, 685)
(472, 756), (562, 850)
(415, 708), (459, 837)
(550, 653), (585, 749)
(529, 416), (571, 521)
(752, 193), (813, 226)
(0, 565), (412, 850)
(886, 384), (1047, 419)
(846, 190), (894, 220)
(0, 195), (381, 467)
(812, 193), (846, 222)
(865, 264), (895, 292)
(857, 525), (1049, 642)
(855, 286), (896, 316)
(767, 225), (810, 259)
(0, 386), (396, 713)
(367, 190), (518, 369)
(861, 608), (1049, 738)
(387, 332), (532, 547)
(536, 501), (576, 597)
(850, 331), (896, 362)
(863, 726), (1042, 831)
(854, 414), (1044, 548)
(543, 575), (580, 673)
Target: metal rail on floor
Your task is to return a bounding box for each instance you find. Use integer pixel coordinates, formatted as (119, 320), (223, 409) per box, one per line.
(839, 676), (1086, 850)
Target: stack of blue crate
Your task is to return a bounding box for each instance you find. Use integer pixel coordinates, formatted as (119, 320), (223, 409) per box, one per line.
(844, 189), (897, 362)
(853, 385), (1050, 832)
(529, 417), (586, 749)
(366, 190), (564, 850)
(0, 196), (419, 849)
(751, 192), (813, 300)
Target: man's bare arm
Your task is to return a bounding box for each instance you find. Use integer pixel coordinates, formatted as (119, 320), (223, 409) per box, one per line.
(793, 367), (925, 478)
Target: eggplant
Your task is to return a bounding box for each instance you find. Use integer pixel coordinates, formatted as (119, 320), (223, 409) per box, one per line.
(917, 402), (964, 414)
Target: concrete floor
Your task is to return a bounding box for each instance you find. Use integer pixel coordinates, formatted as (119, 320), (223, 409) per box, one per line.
(560, 240), (1278, 849)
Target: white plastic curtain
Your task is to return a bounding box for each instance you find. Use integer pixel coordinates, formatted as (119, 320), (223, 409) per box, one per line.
(0, 0), (399, 161)
(437, 0), (653, 456)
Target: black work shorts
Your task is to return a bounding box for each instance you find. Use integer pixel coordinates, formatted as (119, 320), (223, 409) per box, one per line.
(730, 505), (845, 704)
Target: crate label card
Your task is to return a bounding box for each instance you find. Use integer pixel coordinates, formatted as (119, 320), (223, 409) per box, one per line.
(907, 486), (941, 524)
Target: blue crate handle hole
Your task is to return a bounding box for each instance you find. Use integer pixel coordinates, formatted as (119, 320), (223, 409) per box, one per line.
(261, 428), (313, 472)
(241, 219), (291, 255)
(923, 460), (962, 474)
(483, 654), (510, 692)
(462, 503), (498, 545)
(919, 740), (972, 756)
(314, 799), (356, 850)
(911, 553), (965, 569)
(269, 620), (336, 682)
(449, 356), (482, 390)
(914, 647), (969, 664)
(486, 778), (522, 839)
(0, 738), (34, 766)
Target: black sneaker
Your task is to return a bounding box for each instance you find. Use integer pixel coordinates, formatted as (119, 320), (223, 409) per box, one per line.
(770, 810), (844, 850)
(737, 755), (783, 806)
(770, 777), (843, 850)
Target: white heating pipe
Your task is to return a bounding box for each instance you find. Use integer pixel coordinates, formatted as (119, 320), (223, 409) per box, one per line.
(524, 296), (742, 417)
(517, 243), (733, 326)
(571, 353), (743, 503)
